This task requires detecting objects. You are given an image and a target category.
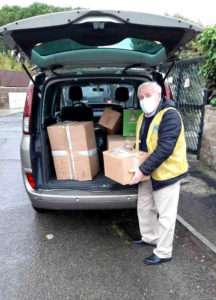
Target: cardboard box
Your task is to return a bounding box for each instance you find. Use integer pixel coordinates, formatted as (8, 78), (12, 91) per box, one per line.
(51, 149), (99, 181)
(107, 135), (136, 150)
(123, 109), (143, 137)
(51, 150), (72, 180)
(103, 147), (149, 185)
(47, 121), (97, 151)
(98, 107), (122, 134)
(47, 121), (99, 181)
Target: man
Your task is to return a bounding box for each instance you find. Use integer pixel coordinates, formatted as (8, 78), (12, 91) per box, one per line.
(129, 81), (188, 265)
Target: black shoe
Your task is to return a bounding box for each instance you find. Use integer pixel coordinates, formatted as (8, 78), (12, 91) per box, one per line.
(144, 254), (172, 265)
(132, 239), (155, 246)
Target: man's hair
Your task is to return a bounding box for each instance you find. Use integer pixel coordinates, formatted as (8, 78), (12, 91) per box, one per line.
(137, 81), (162, 98)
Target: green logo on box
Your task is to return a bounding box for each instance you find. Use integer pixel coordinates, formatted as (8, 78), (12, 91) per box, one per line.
(123, 109), (143, 137)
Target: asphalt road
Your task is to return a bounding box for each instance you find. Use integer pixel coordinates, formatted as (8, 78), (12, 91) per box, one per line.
(0, 113), (216, 300)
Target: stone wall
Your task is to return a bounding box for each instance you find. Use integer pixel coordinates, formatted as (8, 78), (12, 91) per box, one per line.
(0, 87), (28, 107)
(200, 105), (216, 168)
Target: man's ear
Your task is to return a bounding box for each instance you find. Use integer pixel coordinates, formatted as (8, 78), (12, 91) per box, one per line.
(157, 93), (161, 103)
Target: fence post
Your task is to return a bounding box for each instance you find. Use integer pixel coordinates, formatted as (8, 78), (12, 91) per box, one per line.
(197, 88), (210, 160)
(176, 64), (184, 107)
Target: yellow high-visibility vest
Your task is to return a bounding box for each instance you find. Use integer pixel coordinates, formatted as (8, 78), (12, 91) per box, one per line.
(135, 108), (188, 181)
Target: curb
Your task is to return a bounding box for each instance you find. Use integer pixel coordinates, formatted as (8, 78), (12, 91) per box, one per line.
(177, 214), (216, 255)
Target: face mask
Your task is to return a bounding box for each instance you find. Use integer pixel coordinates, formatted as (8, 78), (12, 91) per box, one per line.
(140, 95), (159, 116)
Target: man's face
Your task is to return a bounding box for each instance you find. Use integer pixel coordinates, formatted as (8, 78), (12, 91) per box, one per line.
(138, 85), (161, 104)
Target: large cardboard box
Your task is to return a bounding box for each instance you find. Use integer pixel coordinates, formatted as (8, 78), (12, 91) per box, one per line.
(47, 121), (100, 181)
(51, 149), (99, 181)
(51, 150), (72, 180)
(107, 135), (136, 150)
(98, 107), (122, 134)
(103, 147), (150, 185)
(123, 109), (143, 137)
(47, 121), (97, 151)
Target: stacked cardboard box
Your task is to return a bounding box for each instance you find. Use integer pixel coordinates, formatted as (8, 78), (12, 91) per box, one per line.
(99, 107), (142, 137)
(47, 121), (99, 181)
(103, 147), (149, 185)
(98, 107), (122, 134)
(107, 135), (136, 150)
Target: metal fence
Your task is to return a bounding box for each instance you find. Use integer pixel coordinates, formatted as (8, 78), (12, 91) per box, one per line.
(159, 57), (206, 155)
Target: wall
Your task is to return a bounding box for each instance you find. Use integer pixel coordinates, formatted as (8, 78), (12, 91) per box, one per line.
(0, 70), (30, 108)
(0, 70), (30, 87)
(0, 87), (28, 107)
(200, 105), (216, 168)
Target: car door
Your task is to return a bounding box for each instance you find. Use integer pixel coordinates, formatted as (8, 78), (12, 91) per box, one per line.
(0, 10), (203, 71)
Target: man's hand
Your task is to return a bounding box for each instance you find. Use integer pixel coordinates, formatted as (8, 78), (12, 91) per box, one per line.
(129, 168), (148, 185)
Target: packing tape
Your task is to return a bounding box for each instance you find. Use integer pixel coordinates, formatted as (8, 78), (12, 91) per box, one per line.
(66, 124), (73, 150)
(78, 148), (97, 157)
(70, 153), (76, 179)
(52, 150), (68, 156)
(110, 148), (134, 158)
(66, 124), (74, 179)
(133, 158), (139, 170)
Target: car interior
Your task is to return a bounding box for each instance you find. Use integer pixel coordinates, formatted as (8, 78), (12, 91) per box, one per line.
(35, 76), (151, 191)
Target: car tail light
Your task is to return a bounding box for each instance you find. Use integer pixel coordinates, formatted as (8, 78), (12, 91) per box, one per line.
(106, 99), (113, 103)
(26, 173), (36, 189)
(23, 84), (34, 134)
(164, 82), (173, 100)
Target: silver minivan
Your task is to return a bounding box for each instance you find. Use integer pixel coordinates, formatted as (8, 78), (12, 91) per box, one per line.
(0, 10), (202, 211)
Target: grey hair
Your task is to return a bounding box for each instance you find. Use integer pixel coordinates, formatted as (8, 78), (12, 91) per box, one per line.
(137, 82), (162, 98)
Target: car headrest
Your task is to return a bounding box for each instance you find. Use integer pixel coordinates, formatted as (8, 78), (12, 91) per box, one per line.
(69, 86), (83, 101)
(115, 87), (129, 102)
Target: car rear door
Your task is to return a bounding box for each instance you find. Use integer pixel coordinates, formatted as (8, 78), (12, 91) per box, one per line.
(0, 10), (203, 71)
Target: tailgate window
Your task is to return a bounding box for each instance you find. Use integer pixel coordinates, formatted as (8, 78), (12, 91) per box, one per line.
(33, 38), (164, 56)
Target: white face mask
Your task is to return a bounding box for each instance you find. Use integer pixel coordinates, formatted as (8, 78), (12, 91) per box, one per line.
(140, 95), (159, 116)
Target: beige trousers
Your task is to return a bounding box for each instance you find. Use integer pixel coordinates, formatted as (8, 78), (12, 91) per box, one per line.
(137, 179), (180, 258)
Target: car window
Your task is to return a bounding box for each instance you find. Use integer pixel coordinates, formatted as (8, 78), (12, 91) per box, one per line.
(82, 86), (107, 101)
(43, 85), (56, 118)
(60, 84), (135, 107)
(33, 38), (164, 56)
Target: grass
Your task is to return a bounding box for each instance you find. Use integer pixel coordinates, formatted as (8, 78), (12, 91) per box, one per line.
(111, 221), (131, 245)
(198, 166), (209, 174)
(112, 222), (124, 237)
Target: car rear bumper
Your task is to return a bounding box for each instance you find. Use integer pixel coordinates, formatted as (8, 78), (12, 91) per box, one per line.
(24, 174), (138, 210)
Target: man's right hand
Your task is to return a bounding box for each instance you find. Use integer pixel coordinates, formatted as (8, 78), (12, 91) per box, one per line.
(129, 168), (149, 185)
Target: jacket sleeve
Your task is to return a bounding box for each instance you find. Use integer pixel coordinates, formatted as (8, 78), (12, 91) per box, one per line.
(139, 109), (182, 176)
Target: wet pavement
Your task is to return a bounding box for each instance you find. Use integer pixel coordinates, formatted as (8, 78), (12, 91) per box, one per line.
(179, 155), (216, 248)
(0, 113), (216, 300)
(0, 107), (23, 116)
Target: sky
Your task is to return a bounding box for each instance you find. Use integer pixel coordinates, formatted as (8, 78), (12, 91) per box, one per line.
(0, 0), (215, 27)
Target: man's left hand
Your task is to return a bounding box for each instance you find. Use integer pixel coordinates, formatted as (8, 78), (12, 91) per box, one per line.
(129, 168), (148, 185)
